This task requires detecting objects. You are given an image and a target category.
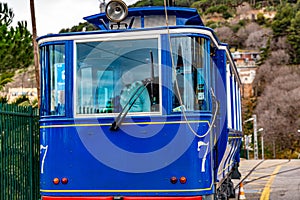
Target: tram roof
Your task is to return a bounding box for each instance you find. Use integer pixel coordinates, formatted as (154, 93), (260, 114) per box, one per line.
(84, 6), (204, 30)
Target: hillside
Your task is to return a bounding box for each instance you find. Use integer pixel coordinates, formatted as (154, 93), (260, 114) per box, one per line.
(4, 66), (36, 89)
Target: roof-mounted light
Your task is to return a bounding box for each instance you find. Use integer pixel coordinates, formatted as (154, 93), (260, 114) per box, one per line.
(105, 0), (128, 23)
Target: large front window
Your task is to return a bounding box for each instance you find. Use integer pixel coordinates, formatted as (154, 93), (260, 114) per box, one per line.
(76, 38), (159, 115)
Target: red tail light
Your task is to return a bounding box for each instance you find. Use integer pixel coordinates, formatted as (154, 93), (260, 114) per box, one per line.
(53, 178), (60, 185)
(170, 176), (178, 184)
(61, 177), (68, 184)
(180, 176), (187, 184)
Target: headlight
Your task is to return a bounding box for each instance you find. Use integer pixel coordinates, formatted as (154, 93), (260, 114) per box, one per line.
(105, 0), (128, 23)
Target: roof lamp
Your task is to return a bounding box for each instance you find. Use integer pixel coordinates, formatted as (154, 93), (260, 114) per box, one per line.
(105, 0), (128, 22)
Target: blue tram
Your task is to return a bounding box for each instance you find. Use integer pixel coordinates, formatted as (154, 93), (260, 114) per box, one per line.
(38, 1), (242, 200)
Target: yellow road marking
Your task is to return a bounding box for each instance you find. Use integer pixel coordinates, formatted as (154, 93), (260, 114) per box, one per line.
(248, 182), (267, 186)
(252, 172), (272, 175)
(260, 165), (281, 200)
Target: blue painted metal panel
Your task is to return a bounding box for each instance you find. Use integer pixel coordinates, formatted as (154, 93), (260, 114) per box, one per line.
(211, 49), (228, 182)
(40, 116), (214, 197)
(160, 34), (173, 115)
(65, 41), (74, 118)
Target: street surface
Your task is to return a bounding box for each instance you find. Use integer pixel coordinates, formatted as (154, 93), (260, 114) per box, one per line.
(232, 159), (300, 200)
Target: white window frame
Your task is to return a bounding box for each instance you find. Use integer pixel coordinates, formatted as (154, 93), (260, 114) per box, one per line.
(73, 33), (162, 118)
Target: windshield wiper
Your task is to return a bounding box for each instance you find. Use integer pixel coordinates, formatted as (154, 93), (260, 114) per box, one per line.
(110, 80), (151, 131)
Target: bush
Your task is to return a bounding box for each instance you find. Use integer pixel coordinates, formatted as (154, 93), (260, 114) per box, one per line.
(205, 5), (233, 19)
(205, 20), (218, 29)
(205, 5), (227, 15)
(0, 95), (7, 103)
(13, 95), (29, 105)
(222, 11), (232, 19)
(256, 13), (266, 25)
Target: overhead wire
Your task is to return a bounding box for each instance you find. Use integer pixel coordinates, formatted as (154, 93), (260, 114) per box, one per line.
(163, 0), (218, 138)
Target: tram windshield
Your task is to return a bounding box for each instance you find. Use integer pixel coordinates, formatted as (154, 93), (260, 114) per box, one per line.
(76, 38), (159, 115)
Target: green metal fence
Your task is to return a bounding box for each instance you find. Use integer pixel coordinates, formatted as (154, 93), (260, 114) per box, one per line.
(0, 103), (40, 200)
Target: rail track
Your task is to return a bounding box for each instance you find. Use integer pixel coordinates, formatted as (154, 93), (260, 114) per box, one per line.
(234, 159), (300, 200)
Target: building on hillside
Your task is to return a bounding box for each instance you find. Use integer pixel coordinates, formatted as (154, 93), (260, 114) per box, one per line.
(7, 87), (37, 103)
(233, 51), (259, 98)
(238, 10), (275, 21)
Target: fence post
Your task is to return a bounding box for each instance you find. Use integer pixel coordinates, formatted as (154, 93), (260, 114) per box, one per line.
(0, 103), (3, 200)
(29, 105), (34, 200)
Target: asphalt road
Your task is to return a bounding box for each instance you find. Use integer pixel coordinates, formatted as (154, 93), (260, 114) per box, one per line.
(232, 159), (300, 200)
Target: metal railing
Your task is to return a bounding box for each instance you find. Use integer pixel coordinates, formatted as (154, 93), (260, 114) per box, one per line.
(0, 103), (40, 200)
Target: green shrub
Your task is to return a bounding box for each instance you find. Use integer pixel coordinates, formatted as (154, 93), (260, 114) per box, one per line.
(256, 13), (266, 25)
(205, 5), (233, 19)
(205, 20), (218, 29)
(0, 95), (7, 103)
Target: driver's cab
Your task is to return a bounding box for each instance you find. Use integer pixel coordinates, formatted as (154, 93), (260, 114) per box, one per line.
(39, 6), (213, 119)
(75, 33), (211, 117)
(39, 33), (212, 118)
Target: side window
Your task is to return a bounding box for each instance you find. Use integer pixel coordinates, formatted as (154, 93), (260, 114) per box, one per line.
(40, 44), (65, 116)
(171, 36), (209, 112)
(40, 46), (47, 116)
(232, 74), (236, 129)
(226, 63), (233, 129)
(49, 45), (65, 115)
(236, 84), (242, 131)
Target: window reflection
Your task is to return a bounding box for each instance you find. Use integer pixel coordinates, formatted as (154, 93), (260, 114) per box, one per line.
(40, 44), (65, 116)
(171, 36), (209, 112)
(76, 38), (159, 115)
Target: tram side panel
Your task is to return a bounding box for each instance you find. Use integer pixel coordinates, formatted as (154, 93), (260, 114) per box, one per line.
(40, 117), (215, 197)
(211, 49), (228, 182)
(212, 48), (242, 183)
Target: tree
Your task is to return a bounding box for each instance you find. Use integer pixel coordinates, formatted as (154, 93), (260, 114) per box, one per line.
(0, 3), (33, 72)
(270, 1), (300, 64)
(254, 63), (300, 158)
(271, 2), (296, 37)
(204, 4), (233, 19)
(131, 0), (200, 7)
(256, 13), (266, 25)
(59, 22), (97, 33)
(287, 11), (300, 64)
(236, 22), (261, 48)
(0, 3), (14, 26)
(268, 50), (290, 65)
(0, 72), (14, 91)
(215, 26), (235, 44)
(245, 28), (272, 50)
(191, 0), (212, 12)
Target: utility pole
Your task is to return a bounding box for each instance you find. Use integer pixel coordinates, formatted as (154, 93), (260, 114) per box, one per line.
(261, 134), (264, 159)
(30, 0), (40, 107)
(253, 114), (258, 160)
(244, 115), (259, 160)
(244, 135), (250, 159)
(99, 0), (106, 13)
(273, 140), (276, 158)
(258, 128), (264, 160)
